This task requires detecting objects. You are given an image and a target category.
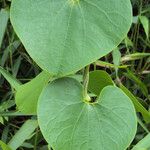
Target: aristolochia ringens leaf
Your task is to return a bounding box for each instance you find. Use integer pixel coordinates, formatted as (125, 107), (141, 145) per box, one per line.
(10, 0), (132, 76)
(37, 78), (137, 150)
(88, 70), (114, 96)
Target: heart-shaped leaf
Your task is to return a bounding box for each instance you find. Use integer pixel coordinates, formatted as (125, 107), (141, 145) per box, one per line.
(10, 0), (132, 76)
(38, 78), (137, 150)
(88, 70), (114, 96)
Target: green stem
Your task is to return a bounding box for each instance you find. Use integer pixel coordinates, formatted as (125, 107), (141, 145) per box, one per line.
(83, 65), (91, 102)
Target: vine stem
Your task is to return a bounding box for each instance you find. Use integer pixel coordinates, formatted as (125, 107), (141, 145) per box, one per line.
(83, 65), (91, 102)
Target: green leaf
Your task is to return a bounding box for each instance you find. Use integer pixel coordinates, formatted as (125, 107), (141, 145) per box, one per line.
(0, 117), (4, 124)
(132, 133), (150, 150)
(121, 53), (150, 62)
(0, 66), (21, 90)
(0, 9), (9, 48)
(0, 40), (21, 68)
(38, 78), (137, 150)
(139, 16), (149, 39)
(10, 0), (132, 76)
(120, 84), (150, 123)
(124, 70), (148, 97)
(133, 16), (139, 24)
(0, 100), (15, 112)
(0, 67), (52, 114)
(0, 140), (11, 150)
(96, 60), (129, 69)
(8, 119), (38, 150)
(88, 70), (114, 96)
(124, 36), (133, 47)
(15, 71), (52, 114)
(112, 48), (121, 75)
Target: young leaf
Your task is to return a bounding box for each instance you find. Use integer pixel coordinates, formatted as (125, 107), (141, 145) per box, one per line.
(132, 133), (150, 150)
(121, 53), (150, 62)
(88, 70), (114, 96)
(15, 71), (52, 114)
(0, 117), (4, 124)
(8, 119), (38, 150)
(124, 36), (133, 47)
(10, 0), (132, 76)
(112, 48), (121, 75)
(0, 66), (21, 90)
(95, 60), (129, 69)
(120, 84), (150, 123)
(133, 16), (139, 24)
(0, 9), (9, 48)
(139, 16), (149, 39)
(38, 78), (137, 150)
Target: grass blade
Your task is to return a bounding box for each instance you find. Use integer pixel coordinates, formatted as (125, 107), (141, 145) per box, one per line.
(120, 84), (150, 123)
(132, 133), (150, 150)
(0, 9), (9, 48)
(8, 119), (38, 150)
(0, 66), (21, 90)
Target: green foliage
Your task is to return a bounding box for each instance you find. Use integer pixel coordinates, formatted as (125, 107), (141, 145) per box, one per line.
(112, 48), (121, 75)
(10, 0), (132, 76)
(0, 140), (11, 150)
(95, 60), (129, 69)
(88, 70), (114, 96)
(0, 67), (52, 114)
(0, 8), (9, 48)
(139, 16), (149, 39)
(121, 53), (150, 62)
(38, 78), (137, 150)
(120, 84), (150, 123)
(15, 71), (52, 114)
(132, 133), (150, 150)
(0, 66), (21, 90)
(8, 119), (38, 150)
(1, 0), (150, 149)
(124, 70), (149, 97)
